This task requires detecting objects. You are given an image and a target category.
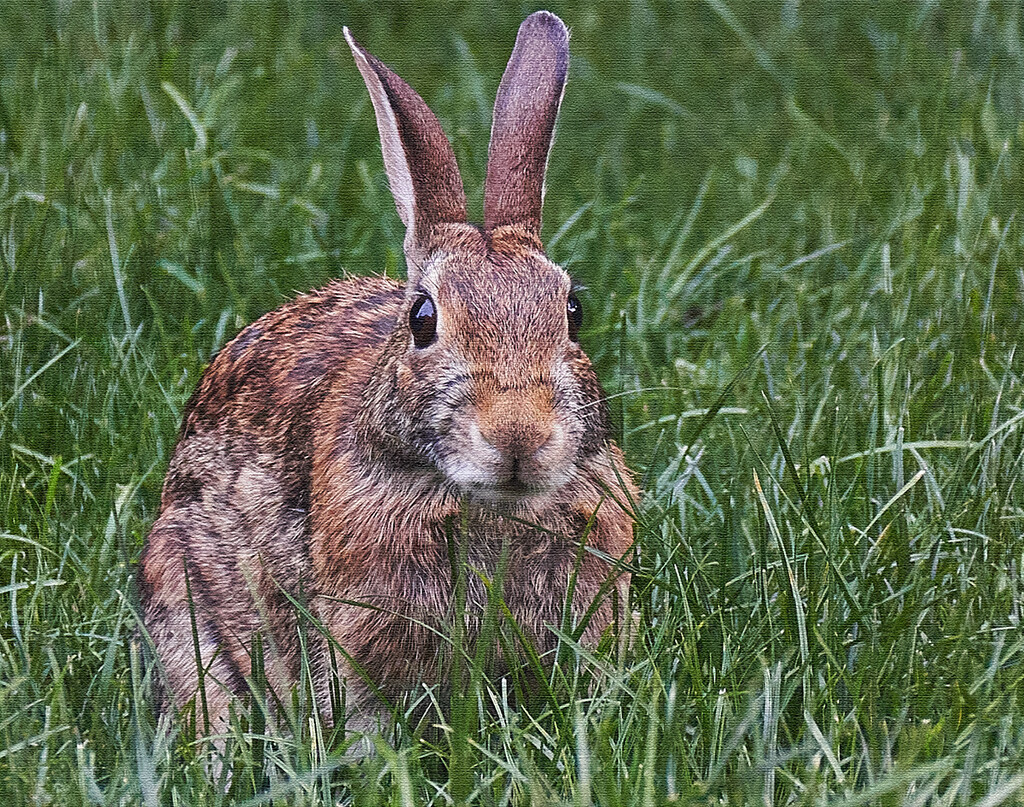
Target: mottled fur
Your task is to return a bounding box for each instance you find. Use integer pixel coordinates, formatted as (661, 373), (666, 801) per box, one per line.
(140, 11), (638, 736)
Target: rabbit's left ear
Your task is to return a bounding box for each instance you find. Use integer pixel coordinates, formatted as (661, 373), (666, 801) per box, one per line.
(484, 11), (569, 243)
(345, 28), (467, 277)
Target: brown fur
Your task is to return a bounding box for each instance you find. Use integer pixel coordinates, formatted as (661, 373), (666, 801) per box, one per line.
(139, 12), (638, 737)
(485, 14), (569, 235)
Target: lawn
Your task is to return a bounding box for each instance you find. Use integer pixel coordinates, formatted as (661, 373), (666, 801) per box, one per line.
(2, 1), (1024, 803)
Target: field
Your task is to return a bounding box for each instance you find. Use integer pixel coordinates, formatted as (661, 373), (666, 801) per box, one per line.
(3, 1), (1024, 803)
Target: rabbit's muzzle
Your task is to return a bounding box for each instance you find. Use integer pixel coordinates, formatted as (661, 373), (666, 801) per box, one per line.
(441, 384), (575, 497)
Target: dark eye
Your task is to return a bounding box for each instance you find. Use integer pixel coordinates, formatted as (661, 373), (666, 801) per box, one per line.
(409, 293), (438, 348)
(566, 293), (582, 341)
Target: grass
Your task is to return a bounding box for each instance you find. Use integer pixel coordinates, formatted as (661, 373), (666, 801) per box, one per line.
(2, 0), (1024, 803)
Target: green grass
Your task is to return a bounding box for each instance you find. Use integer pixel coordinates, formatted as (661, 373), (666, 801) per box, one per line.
(3, 0), (1024, 803)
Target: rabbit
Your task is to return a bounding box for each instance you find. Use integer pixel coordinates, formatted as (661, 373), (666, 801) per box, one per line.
(138, 10), (638, 740)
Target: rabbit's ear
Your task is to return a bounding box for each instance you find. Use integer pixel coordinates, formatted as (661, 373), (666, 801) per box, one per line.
(345, 28), (467, 275)
(484, 11), (569, 242)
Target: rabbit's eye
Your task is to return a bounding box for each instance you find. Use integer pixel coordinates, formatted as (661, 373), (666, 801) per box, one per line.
(409, 294), (438, 348)
(566, 293), (582, 341)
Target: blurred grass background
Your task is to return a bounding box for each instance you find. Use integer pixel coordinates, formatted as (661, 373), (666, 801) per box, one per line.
(2, 1), (1024, 803)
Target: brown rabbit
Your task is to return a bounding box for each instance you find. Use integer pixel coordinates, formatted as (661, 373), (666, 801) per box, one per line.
(139, 11), (637, 738)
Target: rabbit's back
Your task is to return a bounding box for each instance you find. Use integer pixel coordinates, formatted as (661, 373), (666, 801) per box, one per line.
(139, 276), (404, 712)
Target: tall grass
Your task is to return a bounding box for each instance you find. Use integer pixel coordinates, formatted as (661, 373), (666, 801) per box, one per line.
(2, 1), (1024, 803)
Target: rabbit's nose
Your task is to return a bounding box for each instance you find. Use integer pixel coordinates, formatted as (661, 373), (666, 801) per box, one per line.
(489, 416), (554, 460)
(475, 389), (558, 476)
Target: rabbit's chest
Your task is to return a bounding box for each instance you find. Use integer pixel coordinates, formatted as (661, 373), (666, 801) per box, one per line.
(324, 528), (595, 658)
(313, 490), (618, 693)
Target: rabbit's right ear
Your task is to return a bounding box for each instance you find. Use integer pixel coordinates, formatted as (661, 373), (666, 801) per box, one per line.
(345, 28), (467, 279)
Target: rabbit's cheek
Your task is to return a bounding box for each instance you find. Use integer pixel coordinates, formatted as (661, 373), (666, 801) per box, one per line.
(393, 360), (425, 407)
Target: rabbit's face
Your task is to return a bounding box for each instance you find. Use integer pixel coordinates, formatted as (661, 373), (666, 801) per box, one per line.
(346, 12), (610, 505)
(391, 229), (609, 503)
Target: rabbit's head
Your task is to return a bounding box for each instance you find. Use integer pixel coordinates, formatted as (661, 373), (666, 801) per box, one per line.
(346, 13), (612, 504)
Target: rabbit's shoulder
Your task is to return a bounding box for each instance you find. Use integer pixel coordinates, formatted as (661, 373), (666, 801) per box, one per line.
(156, 276), (402, 514)
(179, 276), (404, 442)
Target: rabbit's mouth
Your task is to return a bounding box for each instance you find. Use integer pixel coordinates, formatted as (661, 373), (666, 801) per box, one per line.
(441, 454), (576, 507)
(457, 476), (566, 508)
(437, 412), (577, 502)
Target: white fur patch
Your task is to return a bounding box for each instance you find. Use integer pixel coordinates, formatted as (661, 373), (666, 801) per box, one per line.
(344, 29), (417, 234)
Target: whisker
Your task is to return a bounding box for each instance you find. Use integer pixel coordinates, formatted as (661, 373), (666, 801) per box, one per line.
(577, 385), (691, 412)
